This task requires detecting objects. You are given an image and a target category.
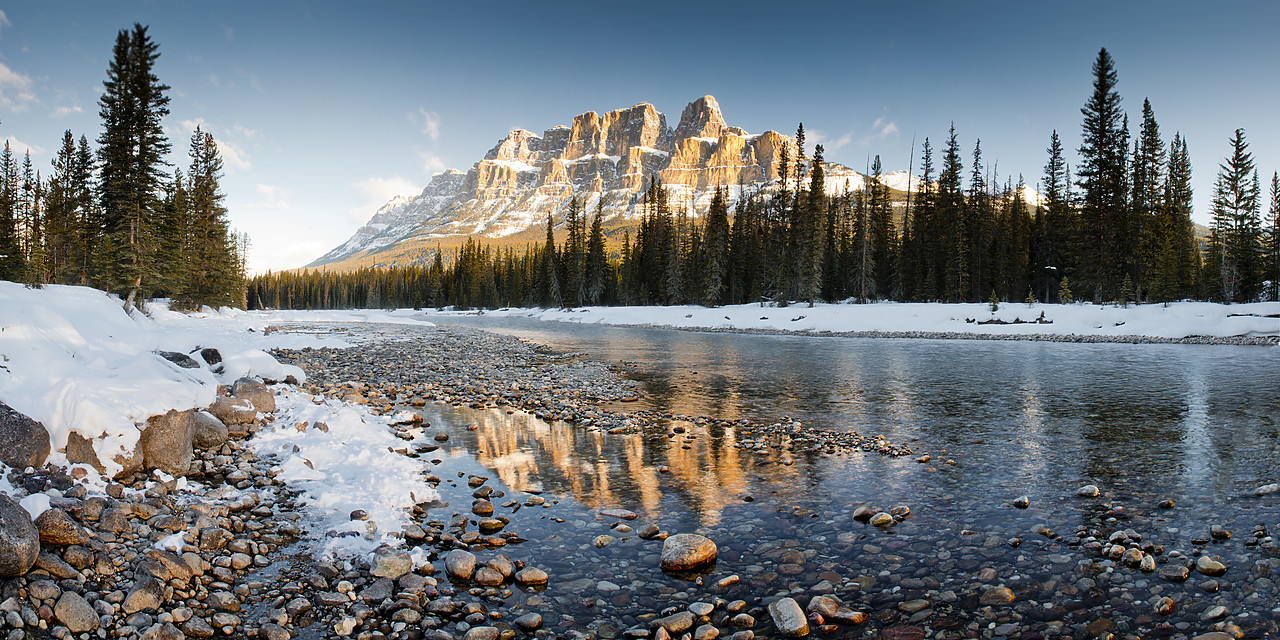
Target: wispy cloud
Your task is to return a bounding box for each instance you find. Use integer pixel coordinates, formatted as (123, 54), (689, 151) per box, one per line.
(222, 25), (235, 41)
(0, 10), (11, 33)
(215, 138), (251, 171)
(0, 62), (36, 112)
(349, 176), (420, 223)
(169, 118), (251, 171)
(51, 105), (83, 118)
(247, 183), (290, 210)
(413, 108), (441, 141)
(416, 149), (447, 176)
(808, 128), (856, 152)
(4, 136), (44, 155)
(872, 117), (899, 139)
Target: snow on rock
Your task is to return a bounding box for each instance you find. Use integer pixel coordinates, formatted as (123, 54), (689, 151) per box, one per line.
(251, 388), (439, 558)
(0, 283), (359, 477)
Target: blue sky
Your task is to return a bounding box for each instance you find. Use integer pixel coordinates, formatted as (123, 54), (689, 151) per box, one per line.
(2, 1), (1278, 273)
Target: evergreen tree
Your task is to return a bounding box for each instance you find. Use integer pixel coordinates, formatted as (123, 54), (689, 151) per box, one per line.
(1206, 128), (1263, 302)
(1163, 135), (1199, 299)
(539, 214), (561, 308)
(868, 155), (896, 299)
(586, 203), (607, 305)
(1131, 99), (1165, 301)
(909, 138), (937, 300)
(1076, 47), (1129, 301)
(96, 23), (172, 308)
(1265, 172), (1280, 301)
(799, 144), (826, 305)
(939, 125), (967, 302)
(178, 127), (243, 308)
(0, 142), (19, 280)
(702, 187), (729, 306)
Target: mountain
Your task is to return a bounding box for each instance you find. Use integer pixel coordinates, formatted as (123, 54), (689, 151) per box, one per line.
(308, 95), (877, 270)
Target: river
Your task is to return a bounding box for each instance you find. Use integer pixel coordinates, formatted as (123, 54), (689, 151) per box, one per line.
(387, 316), (1280, 637)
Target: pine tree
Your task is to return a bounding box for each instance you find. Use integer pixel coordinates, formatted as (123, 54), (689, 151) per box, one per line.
(1207, 129), (1263, 302)
(939, 124), (967, 302)
(1131, 99), (1165, 301)
(868, 155), (896, 299)
(1265, 173), (1280, 302)
(799, 145), (826, 306)
(1164, 134), (1199, 299)
(1077, 47), (1129, 301)
(702, 187), (730, 306)
(910, 138), (937, 300)
(586, 203), (607, 305)
(0, 142), (19, 281)
(96, 23), (172, 309)
(178, 127), (242, 308)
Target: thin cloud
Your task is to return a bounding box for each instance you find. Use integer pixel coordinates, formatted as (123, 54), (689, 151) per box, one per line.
(222, 25), (234, 41)
(214, 138), (251, 171)
(0, 62), (36, 112)
(808, 128), (856, 152)
(3, 136), (44, 155)
(417, 149), (447, 176)
(872, 117), (899, 139)
(0, 10), (10, 32)
(51, 105), (83, 118)
(349, 176), (420, 223)
(247, 183), (290, 210)
(414, 108), (441, 141)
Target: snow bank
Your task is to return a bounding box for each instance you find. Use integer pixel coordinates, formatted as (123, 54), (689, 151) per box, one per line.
(0, 283), (319, 475)
(251, 389), (438, 558)
(428, 300), (1280, 341)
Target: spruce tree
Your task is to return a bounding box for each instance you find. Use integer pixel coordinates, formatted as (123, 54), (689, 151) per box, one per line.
(1265, 173), (1280, 301)
(179, 127), (242, 309)
(586, 203), (607, 305)
(1131, 99), (1165, 301)
(97, 23), (172, 308)
(1207, 128), (1262, 302)
(1077, 47), (1129, 301)
(46, 131), (80, 284)
(868, 155), (895, 299)
(799, 145), (826, 306)
(1164, 134), (1198, 299)
(939, 125), (967, 302)
(0, 143), (25, 281)
(702, 187), (730, 306)
(540, 214), (561, 308)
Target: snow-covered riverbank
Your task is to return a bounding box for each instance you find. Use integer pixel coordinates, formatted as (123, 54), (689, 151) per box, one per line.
(426, 300), (1280, 344)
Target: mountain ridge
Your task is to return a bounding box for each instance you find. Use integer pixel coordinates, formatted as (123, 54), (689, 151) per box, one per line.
(308, 96), (936, 271)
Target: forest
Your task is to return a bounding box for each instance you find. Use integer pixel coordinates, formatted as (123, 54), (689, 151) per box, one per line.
(250, 51), (1280, 312)
(0, 24), (245, 310)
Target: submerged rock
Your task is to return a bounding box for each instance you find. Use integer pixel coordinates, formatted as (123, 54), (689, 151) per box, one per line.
(661, 533), (717, 571)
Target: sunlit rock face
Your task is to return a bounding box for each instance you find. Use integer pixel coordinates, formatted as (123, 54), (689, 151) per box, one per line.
(309, 95), (873, 269)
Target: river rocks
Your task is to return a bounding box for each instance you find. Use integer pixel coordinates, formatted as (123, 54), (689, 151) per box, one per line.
(1257, 483), (1280, 496)
(979, 586), (1015, 605)
(209, 396), (257, 425)
(593, 534), (615, 548)
(192, 411), (230, 449)
(870, 512), (895, 527)
(599, 508), (638, 520)
(0, 403), (50, 470)
(369, 546), (412, 579)
(124, 576), (167, 613)
(806, 595), (867, 625)
(139, 408), (197, 476)
(232, 377), (277, 413)
(445, 549), (477, 580)
(1210, 525), (1231, 540)
(515, 566), (548, 585)
(0, 493), (39, 577)
(1076, 484), (1100, 497)
(1195, 556), (1228, 576)
(1012, 495), (1029, 509)
(1159, 564), (1190, 582)
(654, 611), (695, 634)
(661, 533), (718, 571)
(767, 597), (809, 637)
(53, 591), (98, 633)
(34, 507), (89, 545)
(474, 566), (504, 586)
(1154, 596), (1177, 615)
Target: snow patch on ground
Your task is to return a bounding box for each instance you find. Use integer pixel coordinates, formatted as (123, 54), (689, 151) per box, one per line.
(252, 388), (439, 558)
(426, 301), (1280, 341)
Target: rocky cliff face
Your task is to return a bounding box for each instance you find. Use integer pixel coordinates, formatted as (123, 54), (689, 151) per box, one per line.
(309, 95), (870, 269)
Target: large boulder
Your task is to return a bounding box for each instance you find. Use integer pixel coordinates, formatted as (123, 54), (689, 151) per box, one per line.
(192, 412), (229, 450)
(64, 431), (143, 479)
(660, 533), (717, 571)
(232, 378), (276, 413)
(139, 409), (196, 476)
(35, 508), (90, 546)
(0, 402), (51, 469)
(0, 494), (40, 577)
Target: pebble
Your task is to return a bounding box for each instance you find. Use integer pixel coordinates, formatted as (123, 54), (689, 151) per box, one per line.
(767, 597), (809, 637)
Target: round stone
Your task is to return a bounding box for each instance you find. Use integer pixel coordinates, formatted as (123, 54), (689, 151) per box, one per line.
(661, 533), (717, 571)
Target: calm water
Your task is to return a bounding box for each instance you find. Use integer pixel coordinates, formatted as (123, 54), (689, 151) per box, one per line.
(398, 317), (1280, 636)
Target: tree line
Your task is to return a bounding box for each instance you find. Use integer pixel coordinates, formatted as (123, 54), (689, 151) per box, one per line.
(250, 48), (1280, 310)
(0, 24), (245, 310)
